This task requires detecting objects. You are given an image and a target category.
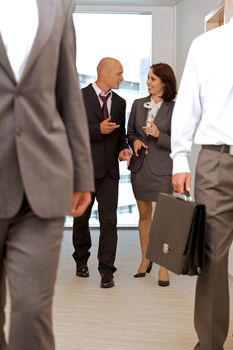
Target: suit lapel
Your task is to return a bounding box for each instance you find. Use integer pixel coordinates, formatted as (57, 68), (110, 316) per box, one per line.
(110, 93), (117, 120)
(0, 0), (57, 85)
(0, 34), (16, 82)
(87, 85), (103, 120)
(155, 101), (174, 135)
(155, 101), (168, 126)
(19, 0), (57, 84)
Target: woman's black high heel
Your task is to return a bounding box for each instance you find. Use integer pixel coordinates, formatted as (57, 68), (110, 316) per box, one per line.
(158, 267), (170, 287)
(134, 261), (153, 278)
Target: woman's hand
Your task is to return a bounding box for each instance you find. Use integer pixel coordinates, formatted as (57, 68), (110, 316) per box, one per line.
(133, 139), (148, 157)
(143, 122), (160, 138)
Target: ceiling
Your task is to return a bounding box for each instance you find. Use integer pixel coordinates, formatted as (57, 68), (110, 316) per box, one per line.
(75, 0), (180, 7)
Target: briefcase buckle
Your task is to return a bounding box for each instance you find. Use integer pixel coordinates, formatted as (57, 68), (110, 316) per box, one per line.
(163, 243), (170, 254)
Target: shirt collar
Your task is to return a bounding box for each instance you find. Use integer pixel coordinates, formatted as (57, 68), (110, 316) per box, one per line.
(92, 82), (112, 97)
(150, 98), (163, 110)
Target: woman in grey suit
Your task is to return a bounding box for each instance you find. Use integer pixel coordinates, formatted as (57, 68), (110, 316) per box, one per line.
(127, 63), (177, 286)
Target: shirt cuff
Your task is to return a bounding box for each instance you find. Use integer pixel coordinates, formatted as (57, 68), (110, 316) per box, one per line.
(172, 155), (191, 175)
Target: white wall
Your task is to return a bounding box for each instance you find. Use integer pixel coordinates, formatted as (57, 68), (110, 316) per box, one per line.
(175, 0), (223, 82)
(151, 7), (175, 65)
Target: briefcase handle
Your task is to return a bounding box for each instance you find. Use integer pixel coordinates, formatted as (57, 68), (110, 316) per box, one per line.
(173, 191), (193, 202)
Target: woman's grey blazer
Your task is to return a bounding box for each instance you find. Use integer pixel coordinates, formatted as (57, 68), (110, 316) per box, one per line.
(127, 96), (174, 175)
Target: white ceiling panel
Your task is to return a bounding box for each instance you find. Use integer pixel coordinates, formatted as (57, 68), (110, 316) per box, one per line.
(75, 0), (180, 7)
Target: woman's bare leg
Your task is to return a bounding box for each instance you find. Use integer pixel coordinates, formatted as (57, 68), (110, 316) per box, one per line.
(136, 200), (152, 273)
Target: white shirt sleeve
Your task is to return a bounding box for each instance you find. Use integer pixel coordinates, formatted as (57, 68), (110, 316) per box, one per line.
(170, 40), (202, 174)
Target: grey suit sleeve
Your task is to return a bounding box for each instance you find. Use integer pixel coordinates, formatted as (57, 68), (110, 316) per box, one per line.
(56, 1), (94, 192)
(156, 131), (171, 150)
(155, 102), (174, 151)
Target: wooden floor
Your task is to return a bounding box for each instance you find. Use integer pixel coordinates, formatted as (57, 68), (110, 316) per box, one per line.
(5, 229), (233, 349)
(53, 229), (233, 350)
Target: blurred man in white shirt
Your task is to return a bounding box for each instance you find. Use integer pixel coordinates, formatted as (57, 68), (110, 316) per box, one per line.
(171, 18), (233, 350)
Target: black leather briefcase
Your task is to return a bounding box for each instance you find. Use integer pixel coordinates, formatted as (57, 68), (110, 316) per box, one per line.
(146, 193), (206, 276)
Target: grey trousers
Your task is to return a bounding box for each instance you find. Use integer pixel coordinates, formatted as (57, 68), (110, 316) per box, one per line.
(193, 148), (233, 350)
(0, 198), (64, 350)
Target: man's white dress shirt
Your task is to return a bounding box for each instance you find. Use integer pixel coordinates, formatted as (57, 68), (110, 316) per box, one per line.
(92, 82), (112, 115)
(0, 0), (38, 82)
(171, 19), (233, 174)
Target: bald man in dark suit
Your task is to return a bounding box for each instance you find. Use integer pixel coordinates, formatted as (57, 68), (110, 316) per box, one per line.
(72, 57), (131, 289)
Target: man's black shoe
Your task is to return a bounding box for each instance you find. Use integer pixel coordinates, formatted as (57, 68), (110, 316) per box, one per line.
(100, 271), (114, 288)
(76, 264), (89, 278)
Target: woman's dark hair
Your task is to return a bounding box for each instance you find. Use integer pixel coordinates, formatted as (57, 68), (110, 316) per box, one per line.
(150, 63), (177, 101)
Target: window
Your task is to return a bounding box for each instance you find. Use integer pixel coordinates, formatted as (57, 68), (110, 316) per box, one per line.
(65, 11), (152, 228)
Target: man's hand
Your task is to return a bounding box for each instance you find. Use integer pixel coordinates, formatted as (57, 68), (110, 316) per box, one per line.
(119, 148), (132, 161)
(100, 117), (120, 134)
(172, 173), (191, 194)
(133, 139), (148, 157)
(71, 191), (92, 217)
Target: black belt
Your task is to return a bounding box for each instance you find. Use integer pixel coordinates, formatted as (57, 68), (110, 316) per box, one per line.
(202, 144), (230, 154)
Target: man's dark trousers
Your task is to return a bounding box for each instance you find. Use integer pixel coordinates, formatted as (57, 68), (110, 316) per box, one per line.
(73, 173), (118, 273)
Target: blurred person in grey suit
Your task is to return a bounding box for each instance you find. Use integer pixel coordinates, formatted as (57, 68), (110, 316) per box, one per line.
(0, 1), (94, 349)
(127, 63), (177, 286)
(72, 57), (131, 289)
(171, 18), (233, 350)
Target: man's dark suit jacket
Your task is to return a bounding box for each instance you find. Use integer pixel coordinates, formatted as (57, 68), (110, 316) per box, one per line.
(82, 84), (128, 180)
